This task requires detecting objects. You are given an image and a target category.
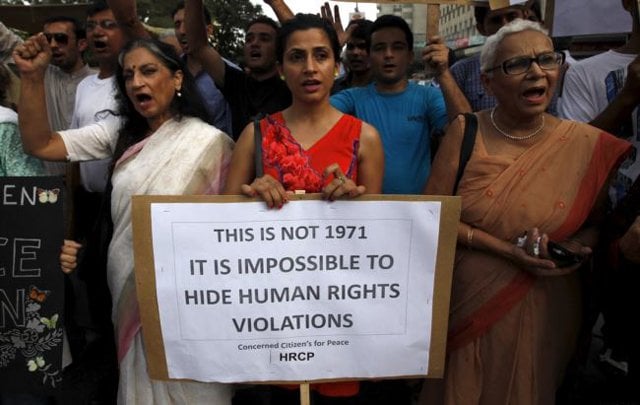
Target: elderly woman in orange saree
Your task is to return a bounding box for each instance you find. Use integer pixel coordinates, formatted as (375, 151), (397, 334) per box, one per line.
(422, 20), (631, 405)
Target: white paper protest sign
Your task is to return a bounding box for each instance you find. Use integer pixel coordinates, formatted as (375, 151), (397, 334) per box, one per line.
(132, 196), (459, 383)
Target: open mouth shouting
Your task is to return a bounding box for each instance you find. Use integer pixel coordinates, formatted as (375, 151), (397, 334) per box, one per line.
(93, 39), (108, 51)
(522, 85), (547, 104)
(249, 50), (262, 61)
(302, 79), (321, 93)
(133, 93), (153, 111)
(179, 38), (189, 53)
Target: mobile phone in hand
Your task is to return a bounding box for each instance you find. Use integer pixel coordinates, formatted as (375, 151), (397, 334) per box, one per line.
(547, 241), (583, 267)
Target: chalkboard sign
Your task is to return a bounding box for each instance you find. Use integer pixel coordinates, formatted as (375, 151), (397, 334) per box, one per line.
(0, 176), (64, 393)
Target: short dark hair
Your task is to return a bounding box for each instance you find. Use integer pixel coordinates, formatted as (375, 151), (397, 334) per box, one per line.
(474, 1), (542, 25)
(473, 6), (489, 25)
(86, 0), (110, 18)
(528, 0), (542, 22)
(171, 0), (212, 25)
(246, 16), (280, 34)
(370, 15), (413, 50)
(43, 16), (86, 40)
(276, 13), (341, 65)
(346, 19), (373, 50)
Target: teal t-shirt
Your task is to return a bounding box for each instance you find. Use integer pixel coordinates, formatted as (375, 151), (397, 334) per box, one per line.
(331, 82), (447, 194)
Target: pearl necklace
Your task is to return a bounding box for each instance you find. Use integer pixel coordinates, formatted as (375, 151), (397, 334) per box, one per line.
(490, 107), (545, 141)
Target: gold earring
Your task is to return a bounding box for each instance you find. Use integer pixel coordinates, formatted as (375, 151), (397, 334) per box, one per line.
(280, 75), (285, 81)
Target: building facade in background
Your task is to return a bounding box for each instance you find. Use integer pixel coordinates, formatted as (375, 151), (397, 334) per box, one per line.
(439, 5), (480, 51)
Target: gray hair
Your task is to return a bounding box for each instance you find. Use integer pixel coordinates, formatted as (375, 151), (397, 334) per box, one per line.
(480, 19), (549, 74)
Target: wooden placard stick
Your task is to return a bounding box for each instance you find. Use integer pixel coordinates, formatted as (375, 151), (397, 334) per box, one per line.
(427, 4), (441, 38)
(300, 383), (311, 405)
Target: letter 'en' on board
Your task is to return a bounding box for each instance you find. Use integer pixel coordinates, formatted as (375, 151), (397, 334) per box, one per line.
(0, 177), (64, 395)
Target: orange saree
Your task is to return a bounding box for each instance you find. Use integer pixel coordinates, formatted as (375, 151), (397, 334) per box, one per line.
(443, 119), (630, 405)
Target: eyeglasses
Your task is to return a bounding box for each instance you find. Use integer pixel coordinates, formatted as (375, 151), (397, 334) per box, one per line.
(86, 20), (119, 31)
(44, 33), (69, 45)
(486, 52), (565, 75)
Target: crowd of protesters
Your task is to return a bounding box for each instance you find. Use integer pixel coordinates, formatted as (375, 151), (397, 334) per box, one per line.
(1, 0), (639, 404)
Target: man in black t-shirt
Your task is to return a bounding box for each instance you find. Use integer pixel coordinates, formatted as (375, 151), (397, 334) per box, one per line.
(185, 0), (291, 140)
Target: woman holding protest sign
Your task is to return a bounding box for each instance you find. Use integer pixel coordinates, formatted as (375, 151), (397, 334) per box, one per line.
(14, 35), (233, 404)
(223, 13), (384, 208)
(421, 20), (631, 404)
(221, 12), (384, 404)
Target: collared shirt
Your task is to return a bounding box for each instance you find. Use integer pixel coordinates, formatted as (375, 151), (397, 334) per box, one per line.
(450, 55), (495, 112)
(43, 64), (96, 176)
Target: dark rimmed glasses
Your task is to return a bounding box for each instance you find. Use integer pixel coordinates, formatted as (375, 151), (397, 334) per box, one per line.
(44, 33), (69, 45)
(486, 51), (565, 75)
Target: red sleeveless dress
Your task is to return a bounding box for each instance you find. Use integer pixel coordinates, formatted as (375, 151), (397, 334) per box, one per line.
(260, 112), (362, 192)
(260, 111), (362, 397)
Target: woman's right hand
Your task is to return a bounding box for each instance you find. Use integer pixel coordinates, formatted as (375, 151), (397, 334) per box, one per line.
(241, 174), (289, 209)
(60, 240), (82, 274)
(12, 33), (51, 77)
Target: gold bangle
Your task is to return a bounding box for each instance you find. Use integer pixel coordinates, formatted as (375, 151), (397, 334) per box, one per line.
(467, 226), (474, 248)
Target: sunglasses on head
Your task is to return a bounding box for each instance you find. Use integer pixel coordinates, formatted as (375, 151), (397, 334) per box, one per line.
(44, 33), (69, 45)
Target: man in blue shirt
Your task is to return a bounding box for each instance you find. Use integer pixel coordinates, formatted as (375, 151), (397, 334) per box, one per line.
(331, 15), (459, 194)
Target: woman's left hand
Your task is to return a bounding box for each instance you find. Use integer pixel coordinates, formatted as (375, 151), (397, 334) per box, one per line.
(511, 228), (590, 276)
(322, 163), (364, 201)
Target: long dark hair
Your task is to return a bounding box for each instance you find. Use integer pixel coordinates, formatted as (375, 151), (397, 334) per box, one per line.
(111, 38), (210, 165)
(90, 39), (210, 280)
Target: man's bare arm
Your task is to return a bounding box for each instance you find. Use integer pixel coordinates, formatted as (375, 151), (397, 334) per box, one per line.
(185, 0), (226, 88)
(264, 0), (294, 22)
(423, 36), (472, 121)
(106, 0), (150, 39)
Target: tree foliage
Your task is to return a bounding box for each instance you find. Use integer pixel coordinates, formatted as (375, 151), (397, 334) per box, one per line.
(136, 0), (263, 63)
(0, 0), (264, 63)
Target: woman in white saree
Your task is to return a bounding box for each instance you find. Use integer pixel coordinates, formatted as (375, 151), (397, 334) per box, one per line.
(14, 36), (233, 404)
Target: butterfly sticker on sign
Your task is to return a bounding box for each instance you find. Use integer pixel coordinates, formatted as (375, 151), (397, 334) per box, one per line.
(36, 188), (60, 204)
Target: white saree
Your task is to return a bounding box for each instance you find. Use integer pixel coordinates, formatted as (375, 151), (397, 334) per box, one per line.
(60, 116), (234, 404)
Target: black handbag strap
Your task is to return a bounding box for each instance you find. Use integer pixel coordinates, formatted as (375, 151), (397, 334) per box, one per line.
(453, 113), (477, 195)
(254, 116), (263, 178)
